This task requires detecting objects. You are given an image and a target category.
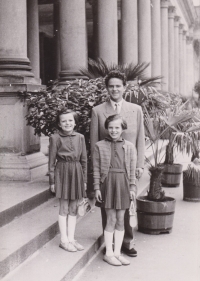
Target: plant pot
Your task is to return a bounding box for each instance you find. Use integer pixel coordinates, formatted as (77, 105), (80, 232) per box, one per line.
(183, 177), (200, 202)
(161, 164), (183, 187)
(136, 196), (176, 234)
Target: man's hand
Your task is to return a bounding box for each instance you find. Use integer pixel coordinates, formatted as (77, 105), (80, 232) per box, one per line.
(84, 183), (87, 191)
(95, 190), (102, 202)
(50, 184), (55, 193)
(136, 168), (144, 179)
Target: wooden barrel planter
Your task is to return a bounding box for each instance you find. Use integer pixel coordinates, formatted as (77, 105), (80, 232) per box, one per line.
(183, 178), (200, 202)
(161, 164), (183, 187)
(136, 196), (176, 234)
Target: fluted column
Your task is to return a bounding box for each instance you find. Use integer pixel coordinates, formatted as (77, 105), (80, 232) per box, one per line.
(27, 0), (40, 79)
(0, 0), (34, 79)
(121, 0), (138, 64)
(182, 30), (187, 97)
(59, 0), (87, 81)
(97, 0), (118, 64)
(138, 0), (151, 76)
(186, 36), (192, 97)
(0, 0), (47, 181)
(161, 0), (169, 92)
(54, 1), (61, 79)
(168, 6), (175, 93)
(151, 0), (161, 79)
(179, 23), (184, 95)
(174, 16), (180, 93)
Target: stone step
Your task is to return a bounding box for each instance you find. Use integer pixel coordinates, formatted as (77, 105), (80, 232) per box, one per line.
(0, 197), (59, 279)
(0, 176), (51, 227)
(1, 207), (103, 281)
(1, 168), (150, 281)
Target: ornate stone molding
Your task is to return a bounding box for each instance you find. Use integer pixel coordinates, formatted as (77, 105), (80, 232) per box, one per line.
(168, 6), (176, 19)
(161, 0), (169, 9)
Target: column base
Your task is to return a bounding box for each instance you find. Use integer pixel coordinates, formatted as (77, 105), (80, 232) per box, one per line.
(59, 71), (88, 84)
(0, 152), (48, 181)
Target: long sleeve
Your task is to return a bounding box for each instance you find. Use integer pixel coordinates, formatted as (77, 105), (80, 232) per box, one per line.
(48, 136), (57, 185)
(90, 108), (99, 160)
(92, 144), (101, 189)
(80, 136), (88, 183)
(136, 106), (145, 168)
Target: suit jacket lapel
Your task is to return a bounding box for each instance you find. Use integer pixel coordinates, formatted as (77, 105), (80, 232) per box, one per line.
(121, 100), (134, 117)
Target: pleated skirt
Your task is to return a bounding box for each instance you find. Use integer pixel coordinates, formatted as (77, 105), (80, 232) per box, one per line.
(100, 170), (130, 210)
(55, 161), (86, 200)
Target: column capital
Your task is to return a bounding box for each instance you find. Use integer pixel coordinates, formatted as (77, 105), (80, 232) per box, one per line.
(183, 30), (187, 37)
(161, 0), (169, 8)
(174, 15), (180, 27)
(168, 6), (175, 18)
(186, 36), (193, 44)
(179, 23), (184, 34)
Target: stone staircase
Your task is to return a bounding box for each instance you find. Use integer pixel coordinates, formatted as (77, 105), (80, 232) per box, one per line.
(0, 176), (103, 281)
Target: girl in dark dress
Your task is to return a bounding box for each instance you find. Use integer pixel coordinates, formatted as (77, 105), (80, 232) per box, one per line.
(49, 109), (87, 252)
(93, 114), (137, 266)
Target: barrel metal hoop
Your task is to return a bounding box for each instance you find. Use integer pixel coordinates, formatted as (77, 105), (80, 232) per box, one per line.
(137, 210), (175, 216)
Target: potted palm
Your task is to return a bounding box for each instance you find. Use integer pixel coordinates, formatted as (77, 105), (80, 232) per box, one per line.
(183, 129), (200, 202)
(136, 104), (200, 234)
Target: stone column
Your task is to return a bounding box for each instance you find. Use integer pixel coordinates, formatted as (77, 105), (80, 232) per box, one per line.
(179, 23), (184, 96)
(54, 1), (61, 79)
(138, 0), (151, 76)
(121, 0), (138, 64)
(174, 16), (180, 93)
(186, 36), (193, 97)
(151, 0), (161, 79)
(0, 0), (47, 181)
(59, 0), (88, 81)
(27, 0), (40, 79)
(161, 0), (169, 92)
(97, 0), (118, 64)
(189, 27), (195, 92)
(182, 30), (187, 97)
(168, 6), (175, 93)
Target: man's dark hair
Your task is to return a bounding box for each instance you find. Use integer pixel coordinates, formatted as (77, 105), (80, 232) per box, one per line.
(104, 114), (127, 130)
(105, 70), (127, 87)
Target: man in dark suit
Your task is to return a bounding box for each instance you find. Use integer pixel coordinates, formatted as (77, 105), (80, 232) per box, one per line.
(90, 70), (145, 257)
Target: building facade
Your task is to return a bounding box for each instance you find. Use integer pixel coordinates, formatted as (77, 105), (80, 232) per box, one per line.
(0, 0), (199, 181)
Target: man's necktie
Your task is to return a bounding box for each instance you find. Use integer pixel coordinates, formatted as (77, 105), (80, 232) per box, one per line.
(115, 103), (120, 114)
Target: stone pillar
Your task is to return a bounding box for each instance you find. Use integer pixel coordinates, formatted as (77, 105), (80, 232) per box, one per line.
(182, 30), (187, 97)
(174, 16), (180, 93)
(138, 0), (151, 76)
(59, 0), (88, 81)
(151, 0), (161, 79)
(27, 0), (40, 79)
(97, 0), (118, 64)
(161, 0), (169, 92)
(168, 6), (175, 93)
(179, 23), (184, 96)
(0, 0), (47, 181)
(189, 27), (195, 91)
(54, 1), (61, 79)
(121, 0), (138, 64)
(186, 36), (193, 97)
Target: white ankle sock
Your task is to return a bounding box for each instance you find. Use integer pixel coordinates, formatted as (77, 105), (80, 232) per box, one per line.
(58, 215), (68, 244)
(68, 215), (77, 242)
(114, 229), (124, 256)
(104, 230), (114, 257)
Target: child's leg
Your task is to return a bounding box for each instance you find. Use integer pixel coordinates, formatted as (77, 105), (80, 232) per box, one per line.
(68, 200), (84, 251)
(59, 199), (77, 252)
(114, 209), (125, 256)
(114, 210), (130, 265)
(104, 209), (116, 256)
(59, 199), (69, 244)
(103, 209), (122, 266)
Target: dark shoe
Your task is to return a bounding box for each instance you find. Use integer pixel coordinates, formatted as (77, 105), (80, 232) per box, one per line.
(121, 246), (137, 257)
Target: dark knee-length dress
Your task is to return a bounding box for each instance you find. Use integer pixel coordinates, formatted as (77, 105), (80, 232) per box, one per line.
(100, 139), (130, 210)
(49, 131), (87, 200)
